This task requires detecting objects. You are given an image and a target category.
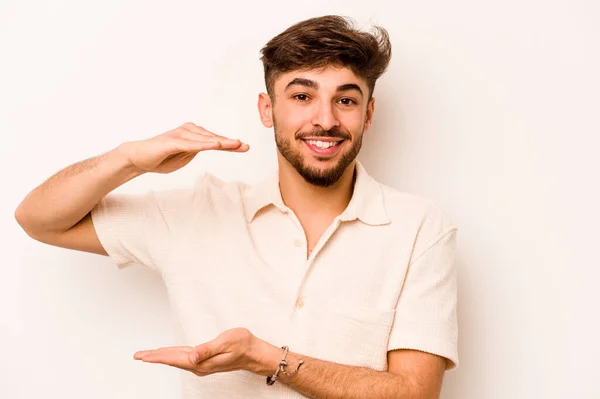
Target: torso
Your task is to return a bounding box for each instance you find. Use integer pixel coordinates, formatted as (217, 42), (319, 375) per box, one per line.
(94, 170), (457, 398)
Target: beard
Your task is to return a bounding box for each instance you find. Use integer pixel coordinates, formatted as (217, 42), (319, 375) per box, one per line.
(274, 119), (363, 187)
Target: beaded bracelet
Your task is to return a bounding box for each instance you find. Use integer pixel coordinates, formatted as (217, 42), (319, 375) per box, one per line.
(266, 346), (304, 386)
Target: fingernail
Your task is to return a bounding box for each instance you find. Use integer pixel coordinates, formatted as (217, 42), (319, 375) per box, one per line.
(190, 352), (199, 364)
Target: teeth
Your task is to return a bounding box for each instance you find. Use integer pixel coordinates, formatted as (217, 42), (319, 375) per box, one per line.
(307, 140), (339, 149)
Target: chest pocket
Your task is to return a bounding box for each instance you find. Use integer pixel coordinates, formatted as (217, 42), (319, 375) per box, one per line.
(314, 297), (395, 371)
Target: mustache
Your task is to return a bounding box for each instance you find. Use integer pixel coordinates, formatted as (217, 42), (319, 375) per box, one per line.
(296, 127), (351, 141)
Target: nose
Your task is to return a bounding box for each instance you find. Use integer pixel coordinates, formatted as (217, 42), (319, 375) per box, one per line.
(311, 100), (340, 132)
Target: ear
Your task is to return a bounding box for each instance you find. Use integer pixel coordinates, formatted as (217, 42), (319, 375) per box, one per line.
(363, 97), (376, 132)
(258, 92), (273, 128)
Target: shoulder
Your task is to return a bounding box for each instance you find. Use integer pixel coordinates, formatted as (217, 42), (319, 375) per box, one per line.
(105, 172), (249, 214)
(377, 182), (458, 252)
(192, 172), (248, 194)
(381, 183), (455, 227)
(182, 172), (250, 209)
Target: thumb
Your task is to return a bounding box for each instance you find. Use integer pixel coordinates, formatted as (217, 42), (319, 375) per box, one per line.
(189, 341), (220, 364)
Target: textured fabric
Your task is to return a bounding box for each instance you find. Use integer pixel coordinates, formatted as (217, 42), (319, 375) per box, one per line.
(91, 162), (458, 398)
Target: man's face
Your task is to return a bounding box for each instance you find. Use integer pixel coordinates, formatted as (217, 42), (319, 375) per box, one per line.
(258, 65), (375, 187)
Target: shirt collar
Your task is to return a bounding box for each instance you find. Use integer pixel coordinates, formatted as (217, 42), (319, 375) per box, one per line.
(243, 161), (391, 226)
(243, 171), (286, 222)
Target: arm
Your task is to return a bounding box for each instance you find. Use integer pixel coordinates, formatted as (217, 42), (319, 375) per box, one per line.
(14, 122), (248, 254)
(255, 343), (446, 399)
(14, 147), (143, 254)
(134, 329), (447, 399)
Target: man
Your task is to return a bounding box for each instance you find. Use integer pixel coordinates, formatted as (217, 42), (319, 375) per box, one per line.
(15, 15), (458, 399)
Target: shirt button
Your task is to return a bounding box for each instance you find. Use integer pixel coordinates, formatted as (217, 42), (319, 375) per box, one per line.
(295, 297), (305, 308)
(293, 239), (303, 247)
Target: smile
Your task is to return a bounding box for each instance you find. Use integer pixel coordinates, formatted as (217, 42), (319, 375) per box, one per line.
(301, 138), (345, 157)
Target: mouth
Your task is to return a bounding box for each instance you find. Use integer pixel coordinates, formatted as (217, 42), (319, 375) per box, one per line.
(301, 138), (345, 157)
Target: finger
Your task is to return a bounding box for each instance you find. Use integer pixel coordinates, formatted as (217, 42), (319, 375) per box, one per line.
(179, 130), (218, 142)
(180, 124), (223, 140)
(134, 346), (194, 359)
(157, 346), (194, 351)
(182, 131), (244, 149)
(178, 124), (249, 150)
(217, 142), (250, 152)
(134, 346), (193, 360)
(182, 124), (243, 146)
(180, 123), (213, 135)
(214, 139), (245, 151)
(194, 352), (233, 372)
(138, 348), (194, 369)
(189, 340), (223, 365)
(167, 138), (222, 153)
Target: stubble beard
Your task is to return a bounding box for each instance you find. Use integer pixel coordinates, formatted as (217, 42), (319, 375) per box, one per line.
(274, 119), (363, 187)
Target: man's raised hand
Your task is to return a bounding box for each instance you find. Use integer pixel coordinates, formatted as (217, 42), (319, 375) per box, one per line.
(120, 122), (249, 174)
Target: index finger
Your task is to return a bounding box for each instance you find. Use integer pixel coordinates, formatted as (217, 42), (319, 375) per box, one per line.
(182, 124), (233, 141)
(217, 142), (250, 152)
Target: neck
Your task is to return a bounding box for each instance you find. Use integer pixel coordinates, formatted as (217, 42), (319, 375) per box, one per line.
(277, 156), (356, 220)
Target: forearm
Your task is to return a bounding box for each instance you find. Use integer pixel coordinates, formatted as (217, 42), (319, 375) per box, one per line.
(15, 144), (143, 235)
(255, 345), (423, 399)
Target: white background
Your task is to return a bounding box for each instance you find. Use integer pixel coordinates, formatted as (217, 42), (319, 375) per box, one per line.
(1, 1), (598, 398)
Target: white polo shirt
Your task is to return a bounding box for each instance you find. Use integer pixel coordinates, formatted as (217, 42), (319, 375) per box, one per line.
(91, 162), (458, 399)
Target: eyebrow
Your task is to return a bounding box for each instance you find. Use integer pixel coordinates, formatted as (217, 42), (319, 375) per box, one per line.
(285, 78), (364, 98)
(285, 78), (318, 91)
(336, 83), (363, 98)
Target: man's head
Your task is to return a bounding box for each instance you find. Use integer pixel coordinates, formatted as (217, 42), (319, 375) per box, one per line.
(257, 16), (391, 187)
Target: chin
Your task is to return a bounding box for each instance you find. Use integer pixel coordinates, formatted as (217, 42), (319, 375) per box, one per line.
(276, 133), (360, 187)
(306, 155), (339, 166)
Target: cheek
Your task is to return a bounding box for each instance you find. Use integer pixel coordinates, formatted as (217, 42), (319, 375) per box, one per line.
(340, 112), (366, 132)
(275, 104), (312, 131)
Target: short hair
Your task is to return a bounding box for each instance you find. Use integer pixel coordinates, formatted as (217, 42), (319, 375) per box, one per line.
(260, 15), (392, 100)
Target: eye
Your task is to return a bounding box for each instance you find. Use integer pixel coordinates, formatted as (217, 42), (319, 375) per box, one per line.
(339, 98), (356, 106)
(293, 94), (309, 102)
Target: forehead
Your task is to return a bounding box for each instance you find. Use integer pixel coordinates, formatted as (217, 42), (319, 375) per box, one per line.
(274, 65), (367, 93)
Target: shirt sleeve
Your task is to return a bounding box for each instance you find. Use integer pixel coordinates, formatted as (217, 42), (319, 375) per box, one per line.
(387, 220), (459, 370)
(90, 189), (188, 272)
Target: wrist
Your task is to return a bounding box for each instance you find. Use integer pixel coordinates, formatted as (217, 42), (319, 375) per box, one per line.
(248, 338), (283, 376)
(111, 143), (146, 179)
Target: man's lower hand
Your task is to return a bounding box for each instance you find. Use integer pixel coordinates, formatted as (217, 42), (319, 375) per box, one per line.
(133, 327), (277, 377)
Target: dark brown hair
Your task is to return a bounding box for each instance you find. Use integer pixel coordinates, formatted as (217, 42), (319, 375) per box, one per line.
(260, 15), (392, 100)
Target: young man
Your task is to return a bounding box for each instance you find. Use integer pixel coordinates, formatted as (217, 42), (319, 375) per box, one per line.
(15, 15), (458, 399)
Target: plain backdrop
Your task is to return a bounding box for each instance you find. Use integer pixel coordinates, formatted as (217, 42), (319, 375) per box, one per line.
(1, 1), (599, 398)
